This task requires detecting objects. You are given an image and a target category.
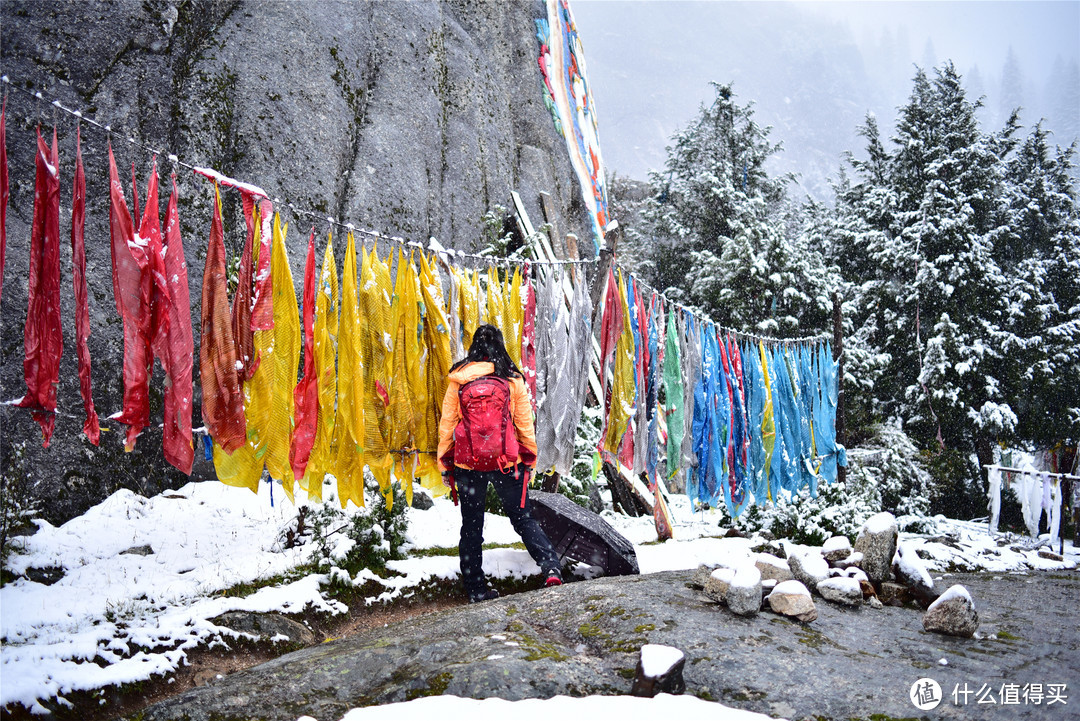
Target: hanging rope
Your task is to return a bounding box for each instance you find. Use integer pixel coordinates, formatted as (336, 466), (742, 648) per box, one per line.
(0, 75), (598, 270)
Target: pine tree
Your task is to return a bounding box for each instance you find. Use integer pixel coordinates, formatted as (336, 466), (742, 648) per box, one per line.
(638, 83), (833, 334)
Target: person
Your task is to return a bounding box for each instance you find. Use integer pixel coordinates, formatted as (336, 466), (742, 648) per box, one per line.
(437, 324), (563, 603)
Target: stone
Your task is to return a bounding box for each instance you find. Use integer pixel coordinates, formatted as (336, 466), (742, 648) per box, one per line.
(120, 544), (154, 556)
(789, 552), (830, 592)
(210, 612), (316, 647)
(25, 566), (65, 586)
(879, 582), (911, 607)
(853, 512), (898, 583)
(816, 577), (863, 606)
(892, 542), (939, 609)
(749, 537), (786, 558)
(767, 580), (818, 622)
(755, 553), (794, 582)
(631, 644), (686, 697)
(834, 551), (864, 570)
(1037, 548), (1064, 561)
(868, 596), (884, 610)
(923, 585), (979, 638)
(409, 490), (434, 511)
(725, 565), (762, 617)
(704, 567), (736, 603)
(822, 536), (853, 563)
(859, 580), (878, 600)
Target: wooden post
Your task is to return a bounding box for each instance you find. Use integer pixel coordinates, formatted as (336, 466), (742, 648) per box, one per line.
(832, 290), (846, 485)
(539, 191), (565, 260)
(590, 221), (620, 330)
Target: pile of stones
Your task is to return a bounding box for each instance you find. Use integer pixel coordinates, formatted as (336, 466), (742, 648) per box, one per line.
(694, 512), (980, 637)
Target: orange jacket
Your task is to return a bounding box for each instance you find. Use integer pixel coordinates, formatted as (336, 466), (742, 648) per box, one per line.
(437, 361), (537, 472)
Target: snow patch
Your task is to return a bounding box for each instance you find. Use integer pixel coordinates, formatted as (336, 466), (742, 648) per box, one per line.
(639, 644), (685, 678)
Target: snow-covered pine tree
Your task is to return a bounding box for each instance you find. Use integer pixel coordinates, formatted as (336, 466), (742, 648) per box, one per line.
(635, 82), (834, 335)
(1000, 122), (1080, 444)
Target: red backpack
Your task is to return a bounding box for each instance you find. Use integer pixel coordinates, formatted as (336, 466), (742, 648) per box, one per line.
(454, 375), (519, 472)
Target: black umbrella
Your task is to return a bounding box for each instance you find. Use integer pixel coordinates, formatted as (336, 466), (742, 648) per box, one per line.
(528, 489), (640, 576)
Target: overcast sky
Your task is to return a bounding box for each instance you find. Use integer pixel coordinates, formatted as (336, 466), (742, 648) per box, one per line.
(572, 0), (1080, 188)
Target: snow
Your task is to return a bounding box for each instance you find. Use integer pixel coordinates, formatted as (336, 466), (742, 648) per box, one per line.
(770, 580), (810, 598)
(730, 565), (761, 589)
(822, 536), (851, 554)
(639, 643), (685, 678)
(334, 694), (783, 721)
(893, 543), (934, 589)
(2, 481), (1076, 713)
(192, 166), (268, 198)
(929, 584), (973, 611)
(862, 511), (896, 534)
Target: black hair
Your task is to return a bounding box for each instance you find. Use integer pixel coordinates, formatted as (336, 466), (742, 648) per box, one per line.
(451, 324), (523, 379)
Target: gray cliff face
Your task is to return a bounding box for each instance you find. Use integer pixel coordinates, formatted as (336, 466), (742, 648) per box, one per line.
(0, 0), (590, 525)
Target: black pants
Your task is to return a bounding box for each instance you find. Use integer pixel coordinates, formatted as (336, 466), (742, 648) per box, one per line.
(456, 467), (561, 596)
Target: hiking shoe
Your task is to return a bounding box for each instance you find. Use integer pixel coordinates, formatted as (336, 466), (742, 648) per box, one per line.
(468, 588), (500, 603)
(544, 570), (563, 587)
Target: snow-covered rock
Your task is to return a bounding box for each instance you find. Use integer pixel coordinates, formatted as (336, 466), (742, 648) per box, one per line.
(892, 542), (938, 608)
(816, 577), (863, 606)
(767, 580), (817, 622)
(834, 551), (864, 570)
(822, 536), (853, 563)
(923, 585), (979, 637)
(725, 565), (762, 616)
(789, 552), (830, 592)
(754, 553), (793, 582)
(704, 567), (736, 603)
(844, 567), (869, 583)
(632, 644), (686, 697)
(854, 512), (898, 583)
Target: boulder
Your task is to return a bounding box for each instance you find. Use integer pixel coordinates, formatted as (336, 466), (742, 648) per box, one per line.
(755, 553), (794, 582)
(892, 543), (939, 609)
(789, 552), (830, 592)
(859, 580), (878, 600)
(853, 512), (898, 583)
(725, 565), (762, 617)
(704, 568), (736, 603)
(767, 580), (818, 622)
(822, 536), (853, 563)
(834, 551), (864, 570)
(923, 585), (979, 638)
(816, 577), (863, 607)
(631, 644), (686, 697)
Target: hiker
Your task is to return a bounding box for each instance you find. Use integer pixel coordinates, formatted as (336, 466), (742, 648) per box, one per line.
(437, 324), (563, 603)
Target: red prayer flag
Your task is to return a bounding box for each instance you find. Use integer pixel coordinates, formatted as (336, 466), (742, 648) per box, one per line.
(162, 174), (195, 474)
(289, 228), (319, 480)
(71, 127), (100, 445)
(16, 127), (63, 446)
(108, 145), (152, 451)
(199, 180), (246, 453)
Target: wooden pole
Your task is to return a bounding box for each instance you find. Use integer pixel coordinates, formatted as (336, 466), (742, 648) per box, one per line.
(832, 290), (846, 485)
(590, 221), (620, 331)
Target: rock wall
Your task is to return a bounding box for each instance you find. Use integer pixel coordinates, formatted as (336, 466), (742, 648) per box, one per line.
(0, 0), (591, 524)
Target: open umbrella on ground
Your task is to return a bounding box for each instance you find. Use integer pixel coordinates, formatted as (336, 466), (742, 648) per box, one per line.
(528, 489), (640, 576)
